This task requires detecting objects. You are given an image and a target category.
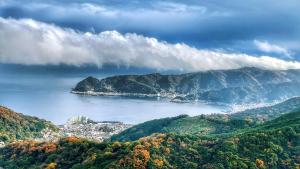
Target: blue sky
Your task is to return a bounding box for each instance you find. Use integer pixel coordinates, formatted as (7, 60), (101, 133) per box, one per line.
(0, 0), (300, 71)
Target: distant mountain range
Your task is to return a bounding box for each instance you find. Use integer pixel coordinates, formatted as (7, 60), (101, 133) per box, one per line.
(72, 67), (300, 104)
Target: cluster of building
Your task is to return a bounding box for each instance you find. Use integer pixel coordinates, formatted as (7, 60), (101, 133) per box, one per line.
(55, 116), (131, 142)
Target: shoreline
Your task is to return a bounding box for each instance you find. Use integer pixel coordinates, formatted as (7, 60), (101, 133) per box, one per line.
(71, 90), (293, 114)
(71, 90), (184, 98)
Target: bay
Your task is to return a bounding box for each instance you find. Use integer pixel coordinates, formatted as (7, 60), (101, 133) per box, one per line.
(0, 68), (227, 124)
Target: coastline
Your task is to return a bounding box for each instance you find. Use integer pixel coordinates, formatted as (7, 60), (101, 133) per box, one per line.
(71, 90), (294, 114)
(71, 90), (185, 99)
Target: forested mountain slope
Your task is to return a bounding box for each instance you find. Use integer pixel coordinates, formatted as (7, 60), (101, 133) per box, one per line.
(112, 97), (300, 141)
(1, 109), (299, 169)
(0, 106), (58, 143)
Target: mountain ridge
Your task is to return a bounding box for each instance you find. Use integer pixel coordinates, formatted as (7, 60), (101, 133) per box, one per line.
(72, 67), (300, 104)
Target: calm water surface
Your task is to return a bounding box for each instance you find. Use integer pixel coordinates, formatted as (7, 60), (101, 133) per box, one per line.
(0, 72), (228, 124)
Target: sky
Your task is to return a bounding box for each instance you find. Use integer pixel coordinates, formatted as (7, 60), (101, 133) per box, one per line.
(0, 0), (300, 72)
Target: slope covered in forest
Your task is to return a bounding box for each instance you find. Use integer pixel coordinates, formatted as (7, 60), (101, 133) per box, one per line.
(0, 108), (299, 169)
(112, 97), (300, 141)
(0, 106), (58, 143)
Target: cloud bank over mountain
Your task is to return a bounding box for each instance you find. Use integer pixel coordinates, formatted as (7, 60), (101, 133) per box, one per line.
(1, 17), (300, 71)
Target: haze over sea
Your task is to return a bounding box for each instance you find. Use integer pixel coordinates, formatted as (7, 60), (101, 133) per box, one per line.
(0, 64), (226, 124)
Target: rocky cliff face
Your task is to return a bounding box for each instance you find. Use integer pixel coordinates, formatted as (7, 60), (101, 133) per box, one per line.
(72, 67), (300, 104)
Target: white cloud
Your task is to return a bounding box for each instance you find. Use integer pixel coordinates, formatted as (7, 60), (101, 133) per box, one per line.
(254, 40), (292, 58)
(152, 2), (207, 14)
(1, 17), (300, 71)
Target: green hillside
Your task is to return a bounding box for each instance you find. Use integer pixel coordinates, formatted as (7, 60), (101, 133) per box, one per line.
(111, 114), (252, 141)
(1, 109), (299, 169)
(0, 106), (58, 143)
(259, 109), (300, 130)
(112, 98), (300, 141)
